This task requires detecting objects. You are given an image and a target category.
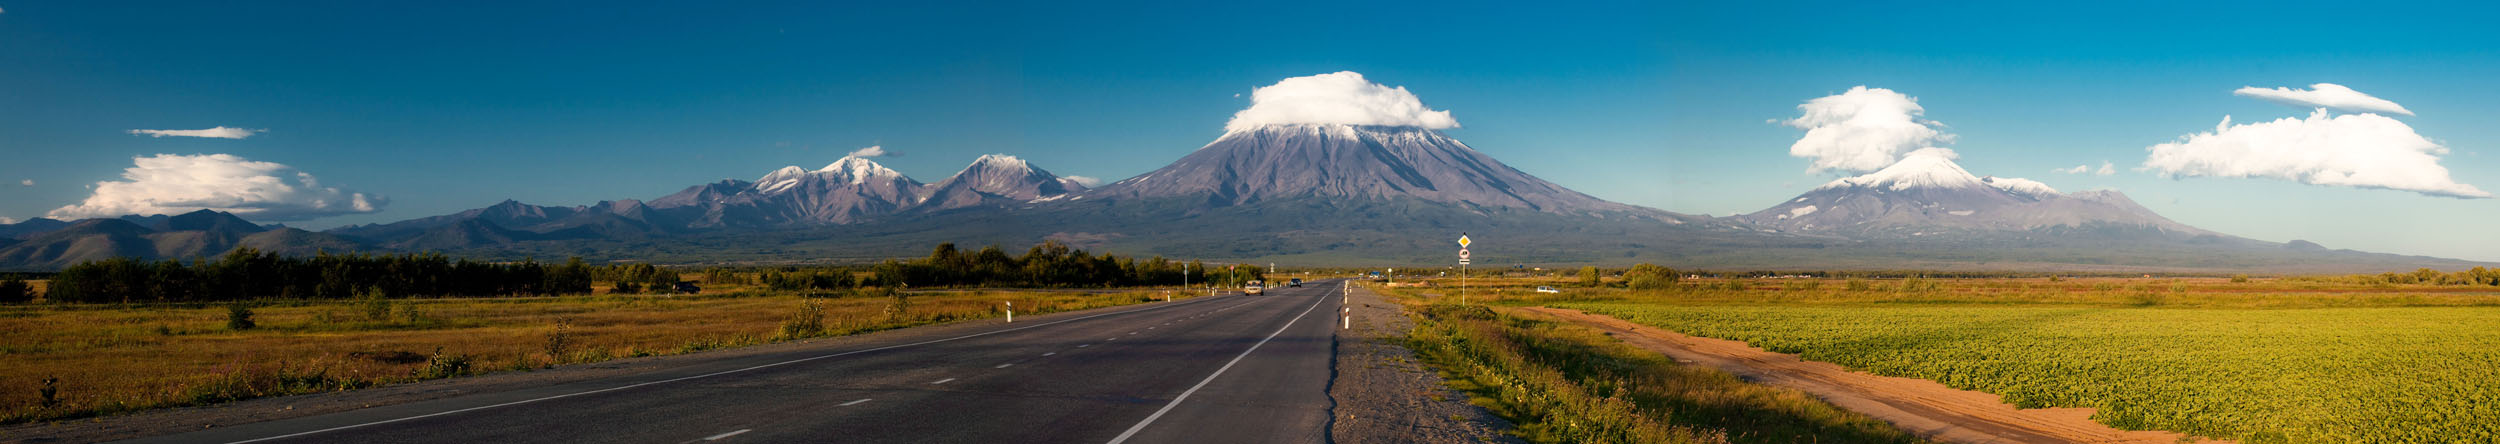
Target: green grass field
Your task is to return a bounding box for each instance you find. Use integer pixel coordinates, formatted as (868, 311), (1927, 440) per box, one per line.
(1516, 278), (2500, 444)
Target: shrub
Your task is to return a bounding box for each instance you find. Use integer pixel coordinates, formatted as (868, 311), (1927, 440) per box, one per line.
(225, 303), (256, 330)
(779, 301), (827, 339)
(2230, 274), (2251, 283)
(360, 289), (393, 322)
(0, 278), (33, 303)
(1844, 279), (1873, 292)
(543, 318), (572, 363)
(1895, 277), (1941, 293)
(1579, 266), (1602, 287)
(1623, 264), (1680, 290)
(415, 348), (472, 379)
(882, 291), (912, 322)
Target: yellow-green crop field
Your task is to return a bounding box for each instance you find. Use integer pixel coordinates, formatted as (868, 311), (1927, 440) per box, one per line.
(1545, 282), (2500, 444)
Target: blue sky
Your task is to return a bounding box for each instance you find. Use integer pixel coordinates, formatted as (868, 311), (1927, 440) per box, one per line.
(3, 1), (2498, 261)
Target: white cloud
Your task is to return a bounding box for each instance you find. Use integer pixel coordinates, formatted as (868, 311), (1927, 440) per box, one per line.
(1062, 175), (1104, 187)
(2053, 161), (2116, 176)
(1225, 71), (1458, 132)
(0, 217), (15, 224)
(2143, 111), (2487, 199)
(846, 145), (892, 158)
(1778, 86), (1955, 174)
(47, 154), (388, 221)
(2233, 83), (2413, 116)
(16, 179), (29, 187)
(128, 126), (264, 139)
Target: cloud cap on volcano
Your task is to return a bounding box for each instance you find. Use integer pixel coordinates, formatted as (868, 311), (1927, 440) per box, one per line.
(1224, 71), (1458, 132)
(1779, 86), (1955, 174)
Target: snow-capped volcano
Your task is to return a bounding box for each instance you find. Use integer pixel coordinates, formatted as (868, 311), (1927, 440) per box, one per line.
(1085, 124), (1646, 215)
(756, 156), (915, 194)
(918, 154), (1088, 210)
(1744, 150), (2205, 238)
(646, 155), (927, 226)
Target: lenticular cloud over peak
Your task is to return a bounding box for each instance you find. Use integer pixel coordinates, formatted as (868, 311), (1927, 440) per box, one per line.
(2233, 83), (2414, 116)
(47, 153), (386, 221)
(1224, 71), (1459, 132)
(1780, 86), (1955, 174)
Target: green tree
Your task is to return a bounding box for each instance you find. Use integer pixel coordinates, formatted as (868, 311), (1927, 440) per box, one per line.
(1578, 266), (1601, 287)
(1624, 263), (1680, 290)
(0, 277), (33, 303)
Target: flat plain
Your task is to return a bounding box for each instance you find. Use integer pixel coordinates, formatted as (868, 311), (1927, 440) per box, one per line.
(1412, 276), (2500, 444)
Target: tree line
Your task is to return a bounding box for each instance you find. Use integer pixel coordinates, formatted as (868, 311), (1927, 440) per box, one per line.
(749, 241), (1261, 291)
(38, 248), (597, 304)
(7, 241), (1266, 304)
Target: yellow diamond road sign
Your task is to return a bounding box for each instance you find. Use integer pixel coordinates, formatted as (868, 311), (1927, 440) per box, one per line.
(1457, 234), (1472, 248)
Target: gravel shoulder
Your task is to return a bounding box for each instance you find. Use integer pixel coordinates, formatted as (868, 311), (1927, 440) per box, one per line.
(1328, 284), (1520, 444)
(1518, 306), (2229, 444)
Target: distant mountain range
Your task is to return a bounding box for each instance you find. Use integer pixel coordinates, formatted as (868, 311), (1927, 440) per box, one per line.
(3, 126), (2485, 273)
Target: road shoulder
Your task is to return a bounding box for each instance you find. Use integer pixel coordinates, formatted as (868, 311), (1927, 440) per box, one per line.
(1328, 284), (1519, 443)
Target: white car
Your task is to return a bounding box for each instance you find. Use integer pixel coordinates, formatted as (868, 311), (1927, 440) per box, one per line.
(1535, 286), (1560, 294)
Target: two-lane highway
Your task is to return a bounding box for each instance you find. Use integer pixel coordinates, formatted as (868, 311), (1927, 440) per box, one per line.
(127, 280), (1349, 444)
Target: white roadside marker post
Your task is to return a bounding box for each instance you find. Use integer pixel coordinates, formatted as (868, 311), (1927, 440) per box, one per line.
(1342, 306), (1350, 330)
(1006, 301), (1014, 323)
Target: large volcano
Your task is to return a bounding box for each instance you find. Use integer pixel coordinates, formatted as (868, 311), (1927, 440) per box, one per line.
(1085, 124), (1642, 216)
(1739, 149), (2209, 239)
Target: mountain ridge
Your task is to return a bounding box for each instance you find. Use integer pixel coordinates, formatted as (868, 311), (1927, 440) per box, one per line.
(5, 126), (2485, 272)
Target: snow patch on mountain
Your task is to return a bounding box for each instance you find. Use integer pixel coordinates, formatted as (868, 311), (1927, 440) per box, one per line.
(1816, 148), (1982, 191)
(820, 156), (905, 185)
(1982, 176), (2061, 200)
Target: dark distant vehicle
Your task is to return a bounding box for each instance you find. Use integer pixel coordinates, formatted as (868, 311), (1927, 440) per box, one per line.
(1288, 278), (1303, 287)
(674, 282), (702, 294)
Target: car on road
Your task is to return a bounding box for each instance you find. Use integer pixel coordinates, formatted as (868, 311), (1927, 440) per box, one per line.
(1288, 278), (1303, 287)
(1245, 280), (1264, 295)
(1535, 286), (1559, 294)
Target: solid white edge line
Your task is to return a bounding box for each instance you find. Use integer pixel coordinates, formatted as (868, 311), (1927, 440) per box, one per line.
(1104, 292), (1330, 444)
(218, 293), (1235, 444)
(702, 429), (752, 440)
(932, 378), (957, 385)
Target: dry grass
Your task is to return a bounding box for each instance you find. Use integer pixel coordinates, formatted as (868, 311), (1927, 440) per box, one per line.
(0, 287), (1183, 424)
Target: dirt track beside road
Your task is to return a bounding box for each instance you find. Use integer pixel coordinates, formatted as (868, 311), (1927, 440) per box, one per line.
(1518, 307), (2227, 444)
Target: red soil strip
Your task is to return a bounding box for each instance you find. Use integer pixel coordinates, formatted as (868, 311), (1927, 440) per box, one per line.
(1518, 307), (2231, 444)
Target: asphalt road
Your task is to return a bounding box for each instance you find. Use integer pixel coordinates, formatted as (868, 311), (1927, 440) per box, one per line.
(124, 280), (1349, 444)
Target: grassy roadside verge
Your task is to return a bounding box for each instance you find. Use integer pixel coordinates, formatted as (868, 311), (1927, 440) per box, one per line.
(0, 288), (1189, 425)
(1386, 287), (1933, 444)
